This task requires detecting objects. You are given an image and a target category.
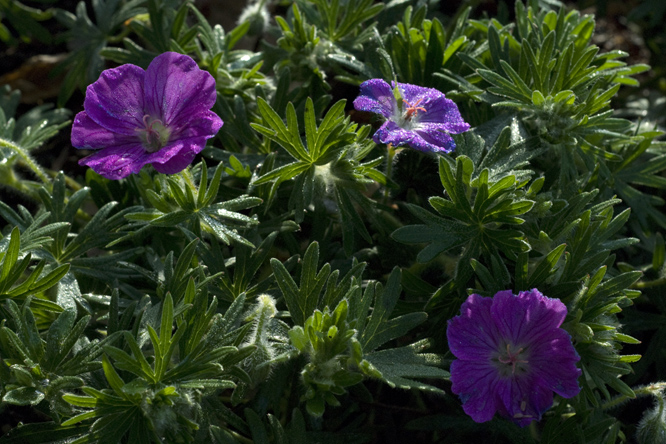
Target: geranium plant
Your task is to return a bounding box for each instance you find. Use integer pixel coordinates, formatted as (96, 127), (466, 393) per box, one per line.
(1, 0), (665, 443)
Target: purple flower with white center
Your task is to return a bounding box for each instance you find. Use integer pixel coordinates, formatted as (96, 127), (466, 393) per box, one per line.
(447, 289), (581, 427)
(71, 52), (223, 180)
(352, 79), (470, 153)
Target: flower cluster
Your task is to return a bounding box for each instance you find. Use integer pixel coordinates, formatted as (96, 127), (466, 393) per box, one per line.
(447, 289), (582, 427)
(71, 52), (223, 180)
(73, 59), (468, 179)
(353, 79), (470, 153)
(70, 55), (581, 428)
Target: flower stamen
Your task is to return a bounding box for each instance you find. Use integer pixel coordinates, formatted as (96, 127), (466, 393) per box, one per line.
(498, 343), (528, 374)
(402, 98), (427, 120)
(138, 114), (170, 153)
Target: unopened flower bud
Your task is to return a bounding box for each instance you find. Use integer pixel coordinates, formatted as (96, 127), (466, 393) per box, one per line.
(637, 394), (666, 444)
(238, 1), (270, 36)
(242, 294), (278, 385)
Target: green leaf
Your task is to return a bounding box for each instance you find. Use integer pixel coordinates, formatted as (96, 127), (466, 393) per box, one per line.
(527, 244), (567, 288)
(391, 209), (476, 263)
(2, 387), (45, 406)
(0, 227), (20, 284)
(360, 268), (426, 351)
(365, 340), (448, 393)
(253, 98), (310, 161)
(44, 312), (91, 373)
(0, 421), (89, 443)
(271, 242), (328, 326)
(102, 354), (127, 398)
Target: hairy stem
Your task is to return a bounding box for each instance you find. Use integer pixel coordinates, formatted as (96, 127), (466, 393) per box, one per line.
(602, 382), (666, 411)
(0, 137), (51, 184)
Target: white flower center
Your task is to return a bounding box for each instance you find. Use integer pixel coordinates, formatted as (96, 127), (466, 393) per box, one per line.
(392, 97), (427, 130)
(138, 115), (171, 153)
(496, 343), (529, 376)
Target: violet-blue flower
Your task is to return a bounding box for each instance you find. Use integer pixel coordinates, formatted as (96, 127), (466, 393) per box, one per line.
(447, 289), (582, 427)
(352, 79), (470, 153)
(71, 52), (223, 180)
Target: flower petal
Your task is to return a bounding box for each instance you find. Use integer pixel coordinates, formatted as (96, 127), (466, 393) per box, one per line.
(450, 359), (501, 424)
(373, 121), (414, 146)
(491, 289), (567, 346)
(448, 288), (581, 427)
(447, 294), (501, 360)
(374, 121), (454, 153)
(397, 82), (470, 133)
(353, 79), (395, 118)
(418, 95), (470, 132)
(78, 143), (150, 180)
(144, 52), (218, 129)
(146, 136), (209, 174)
(172, 110), (223, 140)
(494, 375), (554, 427)
(396, 82), (432, 103)
(71, 111), (139, 149)
(529, 329), (582, 398)
(84, 64), (146, 135)
(152, 150), (197, 174)
(414, 123), (457, 153)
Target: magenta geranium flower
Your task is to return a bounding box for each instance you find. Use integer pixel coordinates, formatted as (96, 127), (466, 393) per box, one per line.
(71, 52), (223, 180)
(352, 79), (469, 153)
(447, 289), (582, 427)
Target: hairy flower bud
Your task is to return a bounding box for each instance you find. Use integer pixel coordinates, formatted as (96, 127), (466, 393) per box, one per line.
(637, 394), (666, 444)
(238, 1), (270, 36)
(241, 294), (278, 385)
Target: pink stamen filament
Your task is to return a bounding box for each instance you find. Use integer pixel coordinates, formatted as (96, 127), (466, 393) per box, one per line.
(402, 98), (427, 120)
(144, 116), (160, 143)
(140, 115), (169, 152)
(498, 344), (528, 374)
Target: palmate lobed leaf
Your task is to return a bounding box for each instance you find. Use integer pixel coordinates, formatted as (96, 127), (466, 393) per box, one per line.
(359, 268), (428, 352)
(252, 95), (381, 244)
(271, 242), (325, 327)
(52, 0), (143, 105)
(365, 339), (448, 393)
(216, 232), (278, 301)
(279, 259), (444, 417)
(251, 97), (355, 175)
(0, 421), (91, 443)
(393, 155), (533, 263)
(0, 86), (69, 185)
(117, 162), (262, 246)
(300, 0), (384, 45)
(456, 0), (648, 181)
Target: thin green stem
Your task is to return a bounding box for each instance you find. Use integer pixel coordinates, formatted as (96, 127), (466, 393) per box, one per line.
(106, 25), (132, 44)
(635, 277), (666, 289)
(0, 137), (51, 184)
(602, 382), (666, 411)
(383, 144), (396, 204)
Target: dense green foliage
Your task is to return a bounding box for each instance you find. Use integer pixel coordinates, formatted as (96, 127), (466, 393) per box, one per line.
(1, 0), (666, 442)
